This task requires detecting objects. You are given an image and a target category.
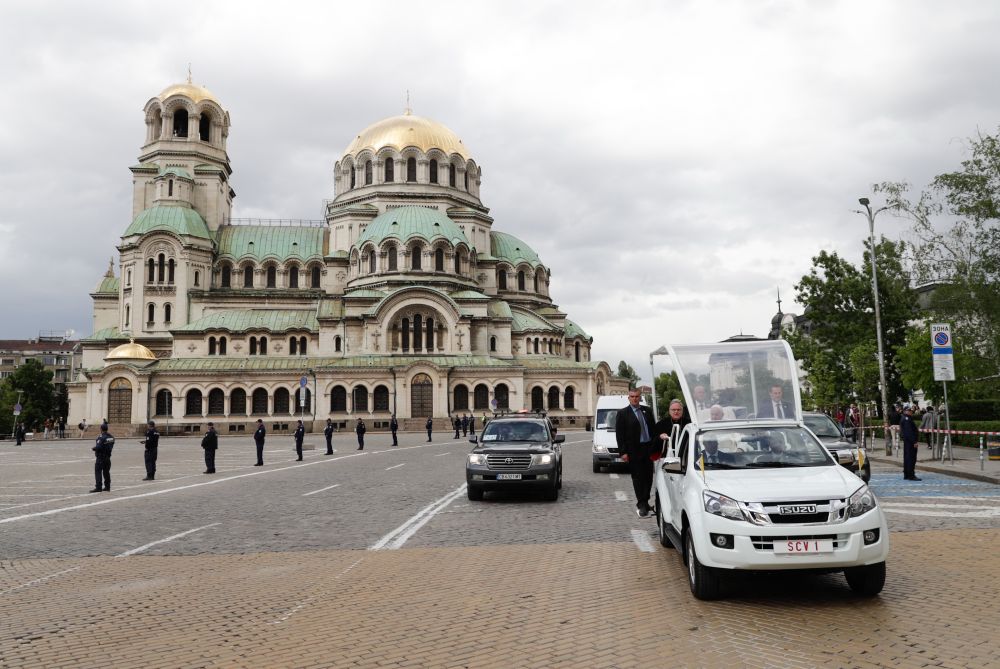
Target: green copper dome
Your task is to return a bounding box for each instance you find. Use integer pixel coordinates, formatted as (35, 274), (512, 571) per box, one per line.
(490, 231), (541, 267)
(356, 206), (470, 248)
(123, 205), (211, 240)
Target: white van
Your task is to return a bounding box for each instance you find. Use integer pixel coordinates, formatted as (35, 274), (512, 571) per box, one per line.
(592, 395), (634, 473)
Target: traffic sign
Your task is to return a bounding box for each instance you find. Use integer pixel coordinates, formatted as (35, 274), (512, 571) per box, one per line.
(13, 402), (21, 416)
(300, 375), (308, 388)
(931, 323), (955, 381)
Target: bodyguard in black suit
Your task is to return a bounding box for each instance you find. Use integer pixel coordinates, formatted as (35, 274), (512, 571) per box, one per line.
(757, 385), (793, 419)
(615, 388), (658, 517)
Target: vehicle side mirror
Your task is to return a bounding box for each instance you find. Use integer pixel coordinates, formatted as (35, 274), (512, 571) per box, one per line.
(468, 437), (478, 445)
(554, 435), (565, 443)
(661, 457), (682, 474)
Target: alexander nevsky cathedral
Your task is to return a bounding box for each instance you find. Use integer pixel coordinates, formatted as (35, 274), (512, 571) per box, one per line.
(67, 80), (623, 434)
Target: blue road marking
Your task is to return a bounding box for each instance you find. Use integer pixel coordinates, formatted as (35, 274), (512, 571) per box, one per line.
(869, 472), (1000, 498)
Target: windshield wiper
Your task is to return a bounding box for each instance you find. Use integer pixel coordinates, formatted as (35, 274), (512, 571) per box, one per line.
(699, 462), (738, 470)
(746, 461), (811, 468)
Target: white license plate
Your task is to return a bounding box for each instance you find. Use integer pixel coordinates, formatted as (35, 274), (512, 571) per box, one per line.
(496, 473), (522, 480)
(774, 539), (834, 554)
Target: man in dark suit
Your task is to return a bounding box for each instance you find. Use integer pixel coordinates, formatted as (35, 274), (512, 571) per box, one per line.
(757, 385), (793, 419)
(294, 420), (305, 461)
(900, 405), (921, 481)
(141, 420), (159, 480)
(699, 437), (734, 466)
(253, 419), (266, 465)
(201, 422), (218, 473)
(615, 388), (658, 517)
(390, 414), (399, 446)
(324, 419), (334, 455)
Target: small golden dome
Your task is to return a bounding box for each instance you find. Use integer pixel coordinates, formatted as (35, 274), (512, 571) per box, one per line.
(106, 339), (157, 361)
(159, 82), (220, 105)
(344, 113), (470, 160)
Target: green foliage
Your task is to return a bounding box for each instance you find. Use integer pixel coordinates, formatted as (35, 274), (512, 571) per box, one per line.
(616, 360), (640, 389)
(848, 341), (880, 402)
(0, 360), (55, 432)
(949, 421), (1000, 447)
(948, 400), (1000, 421)
(653, 371), (683, 418)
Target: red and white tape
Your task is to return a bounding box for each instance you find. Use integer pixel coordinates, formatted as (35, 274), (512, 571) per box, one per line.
(859, 425), (1000, 437)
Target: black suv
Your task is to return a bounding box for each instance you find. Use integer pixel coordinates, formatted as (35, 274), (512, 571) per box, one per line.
(466, 414), (564, 501)
(803, 411), (871, 482)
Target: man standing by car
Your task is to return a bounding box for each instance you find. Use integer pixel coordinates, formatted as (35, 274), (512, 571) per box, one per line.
(253, 419), (266, 466)
(201, 422), (218, 473)
(901, 404), (921, 481)
(141, 420), (159, 480)
(616, 388), (657, 517)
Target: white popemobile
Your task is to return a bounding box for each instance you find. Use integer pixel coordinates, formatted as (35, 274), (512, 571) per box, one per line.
(653, 340), (889, 600)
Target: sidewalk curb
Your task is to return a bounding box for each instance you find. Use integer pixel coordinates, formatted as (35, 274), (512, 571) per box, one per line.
(868, 455), (1000, 486)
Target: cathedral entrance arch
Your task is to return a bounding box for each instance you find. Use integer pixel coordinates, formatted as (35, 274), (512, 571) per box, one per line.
(411, 373), (433, 417)
(107, 377), (132, 424)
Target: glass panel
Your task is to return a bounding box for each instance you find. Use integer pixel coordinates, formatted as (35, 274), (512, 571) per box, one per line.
(692, 427), (835, 470)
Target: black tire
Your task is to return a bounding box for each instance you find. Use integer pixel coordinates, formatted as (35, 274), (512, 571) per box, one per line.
(686, 531), (721, 600)
(844, 561), (885, 596)
(557, 465), (563, 489)
(543, 480), (559, 501)
(656, 494), (673, 549)
(467, 485), (484, 501)
(592, 462), (602, 473)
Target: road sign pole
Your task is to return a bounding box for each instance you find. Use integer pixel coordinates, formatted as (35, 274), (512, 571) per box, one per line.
(941, 380), (953, 463)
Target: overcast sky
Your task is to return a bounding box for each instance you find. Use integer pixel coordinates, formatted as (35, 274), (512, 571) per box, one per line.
(1, 1), (996, 383)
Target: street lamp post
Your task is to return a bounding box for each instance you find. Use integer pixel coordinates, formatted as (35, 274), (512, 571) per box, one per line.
(858, 197), (892, 455)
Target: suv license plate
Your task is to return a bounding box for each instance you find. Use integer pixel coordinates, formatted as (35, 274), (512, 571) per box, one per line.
(774, 539), (834, 554)
(497, 473), (522, 480)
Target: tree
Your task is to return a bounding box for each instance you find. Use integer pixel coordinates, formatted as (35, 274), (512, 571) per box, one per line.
(653, 371), (683, 418)
(0, 360), (55, 432)
(617, 361), (640, 389)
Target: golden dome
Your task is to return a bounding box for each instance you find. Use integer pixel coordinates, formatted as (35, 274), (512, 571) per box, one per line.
(344, 112), (470, 160)
(159, 82), (220, 105)
(106, 339), (157, 361)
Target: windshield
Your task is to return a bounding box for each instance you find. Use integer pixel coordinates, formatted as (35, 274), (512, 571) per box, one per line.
(595, 409), (618, 430)
(693, 427), (835, 470)
(480, 421), (550, 443)
(803, 414), (843, 439)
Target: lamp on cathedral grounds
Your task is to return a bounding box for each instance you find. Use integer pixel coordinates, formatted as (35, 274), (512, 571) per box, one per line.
(858, 197), (891, 455)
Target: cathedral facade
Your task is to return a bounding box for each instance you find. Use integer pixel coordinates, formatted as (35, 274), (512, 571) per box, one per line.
(68, 81), (623, 433)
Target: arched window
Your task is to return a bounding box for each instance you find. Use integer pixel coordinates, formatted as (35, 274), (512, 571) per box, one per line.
(574, 341), (581, 362)
(350, 166), (356, 189)
(209, 337), (217, 355)
(495, 384), (509, 410)
(334, 335), (342, 352)
(259, 336), (268, 355)
(266, 266), (276, 288)
(454, 384), (469, 411)
(490, 336), (497, 352)
(517, 270), (526, 291)
(331, 385), (347, 412)
(425, 317), (434, 350)
(498, 269), (507, 290)
(534, 338), (539, 354)
(406, 157), (416, 182)
(548, 387), (560, 410)
(194, 270), (200, 287)
(449, 164), (456, 187)
(411, 247), (421, 270)
(413, 315), (423, 352)
(219, 336), (226, 355)
(124, 304), (130, 328)
(207, 388), (225, 415)
(155, 389), (172, 416)
(353, 386), (368, 412)
(174, 109), (189, 137)
(168, 259), (175, 284)
(384, 158), (394, 182)
(168, 179), (173, 197)
(474, 384), (489, 410)
(564, 387), (576, 409)
(230, 388), (247, 415)
(365, 160), (372, 185)
(126, 269), (131, 287)
(531, 387), (544, 412)
(158, 254), (165, 282)
(295, 388), (312, 412)
(387, 246), (397, 271)
(311, 266), (321, 288)
(533, 273), (539, 293)
(199, 114), (211, 141)
(454, 252), (461, 274)
(289, 337), (297, 355)
(274, 388), (290, 414)
(369, 252), (376, 274)
(221, 265), (231, 288)
(299, 336), (307, 354)
(289, 266), (299, 288)
(374, 385), (390, 412)
(464, 170), (469, 190)
(429, 159), (438, 183)
(147, 303), (155, 324)
(250, 337), (257, 355)
(401, 318), (410, 351)
(243, 266), (254, 288)
(251, 388), (268, 415)
(185, 389), (202, 416)
(148, 258), (155, 283)
(435, 248), (444, 272)
(548, 340), (553, 354)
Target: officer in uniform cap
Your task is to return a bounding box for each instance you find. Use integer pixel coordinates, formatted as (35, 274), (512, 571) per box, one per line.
(324, 418), (334, 455)
(253, 419), (266, 466)
(201, 422), (218, 473)
(90, 425), (115, 492)
(294, 420), (305, 461)
(141, 420), (159, 480)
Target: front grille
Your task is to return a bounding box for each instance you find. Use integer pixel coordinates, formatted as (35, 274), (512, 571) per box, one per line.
(749, 534), (848, 550)
(608, 448), (619, 455)
(770, 512), (828, 524)
(755, 499), (845, 525)
(487, 454), (532, 471)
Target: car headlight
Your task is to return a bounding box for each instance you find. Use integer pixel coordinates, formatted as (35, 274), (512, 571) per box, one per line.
(468, 453), (488, 466)
(532, 453), (553, 465)
(846, 484), (877, 518)
(703, 490), (744, 521)
(593, 444), (608, 453)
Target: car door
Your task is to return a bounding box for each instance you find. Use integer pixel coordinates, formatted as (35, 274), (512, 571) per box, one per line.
(668, 430), (690, 532)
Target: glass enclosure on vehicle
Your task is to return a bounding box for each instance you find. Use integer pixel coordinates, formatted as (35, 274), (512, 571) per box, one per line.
(693, 426), (836, 470)
(666, 340), (802, 427)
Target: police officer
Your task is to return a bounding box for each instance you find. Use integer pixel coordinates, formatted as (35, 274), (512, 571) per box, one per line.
(90, 425), (115, 492)
(426, 417), (433, 442)
(901, 404), (921, 481)
(141, 420), (159, 480)
(461, 414), (469, 437)
(355, 418), (366, 450)
(453, 416), (461, 439)
(293, 419), (305, 461)
(324, 418), (335, 455)
(201, 422), (218, 473)
(390, 414), (399, 447)
(468, 415), (475, 437)
(253, 418), (266, 466)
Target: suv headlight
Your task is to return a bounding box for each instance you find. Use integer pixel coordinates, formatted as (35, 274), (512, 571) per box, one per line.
(468, 453), (488, 466)
(703, 490), (744, 521)
(532, 453), (553, 466)
(846, 484), (877, 518)
(593, 444), (608, 453)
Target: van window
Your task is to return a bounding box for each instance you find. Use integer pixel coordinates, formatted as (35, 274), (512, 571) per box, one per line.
(595, 408), (619, 430)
